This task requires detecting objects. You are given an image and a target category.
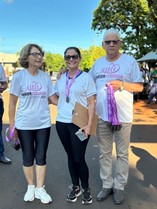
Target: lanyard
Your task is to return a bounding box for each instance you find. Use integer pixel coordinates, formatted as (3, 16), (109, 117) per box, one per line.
(65, 69), (80, 103)
(5, 126), (19, 145)
(107, 84), (120, 126)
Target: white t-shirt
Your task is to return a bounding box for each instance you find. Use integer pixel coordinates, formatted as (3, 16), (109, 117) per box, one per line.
(0, 65), (7, 99)
(54, 71), (97, 123)
(10, 69), (55, 129)
(89, 54), (143, 123)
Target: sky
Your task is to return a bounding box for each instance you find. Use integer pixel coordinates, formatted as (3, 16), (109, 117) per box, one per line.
(0, 0), (103, 56)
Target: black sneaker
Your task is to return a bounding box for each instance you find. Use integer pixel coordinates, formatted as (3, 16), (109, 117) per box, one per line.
(66, 185), (81, 203)
(82, 188), (92, 205)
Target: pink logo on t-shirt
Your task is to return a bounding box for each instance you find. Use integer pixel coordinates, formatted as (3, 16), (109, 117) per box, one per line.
(101, 63), (120, 74)
(27, 81), (42, 91)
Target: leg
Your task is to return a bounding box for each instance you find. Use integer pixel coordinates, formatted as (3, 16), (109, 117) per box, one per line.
(0, 99), (11, 164)
(114, 123), (132, 190)
(36, 165), (46, 188)
(96, 119), (114, 202)
(17, 129), (36, 202)
(113, 123), (132, 205)
(56, 122), (80, 186)
(0, 99), (4, 157)
(23, 165), (34, 185)
(97, 119), (114, 188)
(34, 127), (52, 204)
(17, 129), (35, 184)
(68, 123), (89, 189)
(35, 127), (51, 188)
(56, 122), (92, 204)
(68, 130), (92, 205)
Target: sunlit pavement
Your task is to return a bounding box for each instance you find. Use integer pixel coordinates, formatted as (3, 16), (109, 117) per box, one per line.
(0, 91), (157, 209)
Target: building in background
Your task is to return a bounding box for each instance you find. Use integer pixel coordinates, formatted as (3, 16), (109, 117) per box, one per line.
(0, 53), (19, 82)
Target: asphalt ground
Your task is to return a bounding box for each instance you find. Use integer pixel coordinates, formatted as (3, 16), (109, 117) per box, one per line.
(0, 91), (157, 209)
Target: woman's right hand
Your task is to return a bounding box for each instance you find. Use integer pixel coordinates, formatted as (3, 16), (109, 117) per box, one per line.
(9, 124), (18, 140)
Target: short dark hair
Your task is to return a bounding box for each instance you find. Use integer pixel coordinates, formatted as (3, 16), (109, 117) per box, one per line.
(19, 44), (44, 68)
(64, 47), (81, 58)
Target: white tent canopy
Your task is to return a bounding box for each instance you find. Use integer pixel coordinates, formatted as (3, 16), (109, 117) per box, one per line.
(137, 51), (157, 62)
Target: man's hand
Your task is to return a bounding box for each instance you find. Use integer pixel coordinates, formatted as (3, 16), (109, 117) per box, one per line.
(56, 67), (68, 79)
(107, 80), (122, 91)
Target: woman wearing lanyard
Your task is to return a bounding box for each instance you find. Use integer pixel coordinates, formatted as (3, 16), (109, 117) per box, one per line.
(54, 47), (96, 205)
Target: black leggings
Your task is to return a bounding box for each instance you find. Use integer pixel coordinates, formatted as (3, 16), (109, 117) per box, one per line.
(17, 127), (51, 167)
(56, 122), (90, 189)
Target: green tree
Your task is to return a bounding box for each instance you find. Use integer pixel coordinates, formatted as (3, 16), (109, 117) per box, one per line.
(147, 0), (157, 25)
(45, 53), (64, 74)
(80, 46), (105, 71)
(92, 0), (157, 58)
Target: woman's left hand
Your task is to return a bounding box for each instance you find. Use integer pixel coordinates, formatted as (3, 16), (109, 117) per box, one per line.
(81, 125), (91, 139)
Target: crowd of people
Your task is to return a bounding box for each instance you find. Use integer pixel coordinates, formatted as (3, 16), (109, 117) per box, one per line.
(0, 28), (144, 206)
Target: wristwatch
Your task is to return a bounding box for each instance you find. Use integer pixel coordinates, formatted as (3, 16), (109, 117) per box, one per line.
(119, 81), (124, 91)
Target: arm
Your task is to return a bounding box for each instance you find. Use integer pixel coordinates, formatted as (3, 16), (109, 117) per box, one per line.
(56, 67), (68, 79)
(9, 94), (18, 127)
(9, 94), (18, 138)
(48, 94), (59, 106)
(81, 95), (96, 138)
(108, 80), (143, 93)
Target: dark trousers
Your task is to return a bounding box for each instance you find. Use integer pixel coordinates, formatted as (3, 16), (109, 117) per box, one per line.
(0, 99), (4, 158)
(56, 122), (90, 189)
(17, 127), (51, 167)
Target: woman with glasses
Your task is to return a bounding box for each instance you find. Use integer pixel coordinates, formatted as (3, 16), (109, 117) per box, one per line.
(54, 47), (96, 205)
(8, 44), (58, 204)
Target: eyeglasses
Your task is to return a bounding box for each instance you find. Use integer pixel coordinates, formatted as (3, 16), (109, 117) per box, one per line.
(104, 40), (120, 45)
(29, 52), (44, 58)
(64, 54), (79, 60)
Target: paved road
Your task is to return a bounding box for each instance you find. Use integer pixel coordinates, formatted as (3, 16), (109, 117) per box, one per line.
(0, 91), (157, 209)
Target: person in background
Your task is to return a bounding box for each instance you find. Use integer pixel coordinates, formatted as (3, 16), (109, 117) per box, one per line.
(0, 64), (11, 164)
(8, 44), (57, 204)
(147, 64), (157, 104)
(134, 64), (148, 101)
(54, 47), (96, 205)
(89, 28), (143, 205)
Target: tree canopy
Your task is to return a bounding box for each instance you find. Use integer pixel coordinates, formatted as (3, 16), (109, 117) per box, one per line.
(92, 0), (157, 58)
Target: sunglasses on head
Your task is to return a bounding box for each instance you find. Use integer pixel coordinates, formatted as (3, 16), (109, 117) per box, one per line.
(64, 54), (79, 60)
(104, 40), (120, 45)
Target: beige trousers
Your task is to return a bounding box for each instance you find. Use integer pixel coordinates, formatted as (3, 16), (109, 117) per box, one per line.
(97, 119), (132, 190)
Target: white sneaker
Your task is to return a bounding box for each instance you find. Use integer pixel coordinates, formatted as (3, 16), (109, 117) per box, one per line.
(24, 185), (35, 202)
(35, 186), (52, 204)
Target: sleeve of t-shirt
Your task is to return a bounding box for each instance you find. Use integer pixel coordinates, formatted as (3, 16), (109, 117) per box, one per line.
(10, 72), (22, 96)
(130, 57), (143, 83)
(85, 73), (97, 98)
(88, 64), (95, 79)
